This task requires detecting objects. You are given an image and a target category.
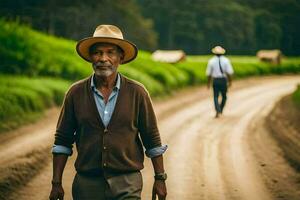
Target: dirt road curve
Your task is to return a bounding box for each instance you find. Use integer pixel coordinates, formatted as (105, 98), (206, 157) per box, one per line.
(2, 76), (300, 200)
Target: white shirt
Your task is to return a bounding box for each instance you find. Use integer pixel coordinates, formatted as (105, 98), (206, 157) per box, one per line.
(206, 55), (234, 78)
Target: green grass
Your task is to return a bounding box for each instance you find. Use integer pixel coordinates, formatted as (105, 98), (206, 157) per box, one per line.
(0, 75), (70, 132)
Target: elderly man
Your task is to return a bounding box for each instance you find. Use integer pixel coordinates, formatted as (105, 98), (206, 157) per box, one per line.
(49, 25), (167, 200)
(206, 46), (234, 118)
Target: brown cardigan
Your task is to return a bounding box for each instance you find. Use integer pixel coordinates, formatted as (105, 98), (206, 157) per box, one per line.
(54, 74), (161, 177)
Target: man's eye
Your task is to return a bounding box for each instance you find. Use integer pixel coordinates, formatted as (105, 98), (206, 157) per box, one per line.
(92, 51), (101, 55)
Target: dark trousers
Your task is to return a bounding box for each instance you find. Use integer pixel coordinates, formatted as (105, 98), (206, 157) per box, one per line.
(213, 78), (228, 114)
(72, 171), (143, 200)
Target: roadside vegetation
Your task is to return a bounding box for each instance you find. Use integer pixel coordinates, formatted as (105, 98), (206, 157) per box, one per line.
(0, 76), (69, 132)
(1, 20), (300, 133)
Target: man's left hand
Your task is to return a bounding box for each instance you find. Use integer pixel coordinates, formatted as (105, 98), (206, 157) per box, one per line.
(228, 81), (232, 88)
(152, 180), (167, 200)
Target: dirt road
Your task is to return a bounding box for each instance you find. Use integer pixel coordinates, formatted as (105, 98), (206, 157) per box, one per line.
(2, 76), (300, 200)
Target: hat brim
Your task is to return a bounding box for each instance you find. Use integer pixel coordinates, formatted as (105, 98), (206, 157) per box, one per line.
(76, 37), (138, 64)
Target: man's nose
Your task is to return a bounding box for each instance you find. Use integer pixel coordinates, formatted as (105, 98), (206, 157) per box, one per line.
(92, 53), (108, 63)
(98, 53), (109, 62)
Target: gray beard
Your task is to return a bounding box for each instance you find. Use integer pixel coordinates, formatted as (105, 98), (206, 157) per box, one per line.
(92, 62), (117, 77)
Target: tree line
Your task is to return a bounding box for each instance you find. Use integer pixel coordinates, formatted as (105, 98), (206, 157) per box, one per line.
(0, 0), (299, 55)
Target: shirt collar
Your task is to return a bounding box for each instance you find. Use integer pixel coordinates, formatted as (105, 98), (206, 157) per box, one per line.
(91, 73), (121, 91)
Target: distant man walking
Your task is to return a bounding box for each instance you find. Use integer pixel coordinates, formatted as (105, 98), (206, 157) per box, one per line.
(206, 46), (234, 118)
(49, 24), (167, 200)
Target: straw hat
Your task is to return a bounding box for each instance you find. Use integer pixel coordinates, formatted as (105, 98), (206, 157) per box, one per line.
(76, 25), (138, 64)
(211, 46), (226, 55)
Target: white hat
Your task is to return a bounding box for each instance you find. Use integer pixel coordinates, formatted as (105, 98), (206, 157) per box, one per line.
(211, 46), (226, 55)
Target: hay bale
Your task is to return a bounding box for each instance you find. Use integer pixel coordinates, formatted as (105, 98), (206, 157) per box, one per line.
(256, 49), (282, 64)
(152, 50), (186, 63)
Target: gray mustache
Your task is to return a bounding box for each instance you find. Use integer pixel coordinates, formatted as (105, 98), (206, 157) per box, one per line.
(93, 62), (111, 68)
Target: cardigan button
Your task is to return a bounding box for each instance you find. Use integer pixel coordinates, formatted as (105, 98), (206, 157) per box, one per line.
(104, 129), (108, 134)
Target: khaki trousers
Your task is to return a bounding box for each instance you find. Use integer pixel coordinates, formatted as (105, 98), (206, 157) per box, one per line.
(72, 171), (143, 200)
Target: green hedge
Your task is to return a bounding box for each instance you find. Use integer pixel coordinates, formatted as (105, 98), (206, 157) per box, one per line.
(0, 76), (70, 132)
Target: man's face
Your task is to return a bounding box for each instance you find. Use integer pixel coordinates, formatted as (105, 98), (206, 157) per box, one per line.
(89, 43), (124, 77)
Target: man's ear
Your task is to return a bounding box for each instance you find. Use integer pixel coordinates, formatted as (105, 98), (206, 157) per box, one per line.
(120, 53), (125, 63)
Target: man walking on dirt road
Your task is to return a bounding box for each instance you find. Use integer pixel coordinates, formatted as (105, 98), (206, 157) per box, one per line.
(206, 46), (234, 118)
(49, 25), (167, 200)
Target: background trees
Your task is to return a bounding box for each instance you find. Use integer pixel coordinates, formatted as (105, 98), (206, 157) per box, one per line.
(0, 0), (157, 50)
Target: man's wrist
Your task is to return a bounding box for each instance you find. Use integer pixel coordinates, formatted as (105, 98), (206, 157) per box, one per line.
(154, 172), (167, 181)
(51, 180), (62, 186)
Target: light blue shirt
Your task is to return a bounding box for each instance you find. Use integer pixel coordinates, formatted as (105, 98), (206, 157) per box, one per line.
(91, 73), (121, 127)
(52, 74), (167, 158)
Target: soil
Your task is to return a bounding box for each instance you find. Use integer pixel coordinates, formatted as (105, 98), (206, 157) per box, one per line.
(0, 75), (299, 200)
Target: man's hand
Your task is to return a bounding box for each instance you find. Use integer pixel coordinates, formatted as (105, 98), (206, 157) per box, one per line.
(227, 74), (233, 88)
(207, 76), (212, 89)
(228, 81), (232, 88)
(207, 83), (211, 89)
(49, 184), (64, 200)
(152, 180), (167, 200)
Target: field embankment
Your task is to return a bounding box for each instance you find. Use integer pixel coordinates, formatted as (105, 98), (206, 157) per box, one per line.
(266, 85), (300, 171)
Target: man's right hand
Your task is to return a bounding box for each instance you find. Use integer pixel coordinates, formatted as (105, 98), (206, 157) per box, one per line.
(49, 184), (64, 200)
